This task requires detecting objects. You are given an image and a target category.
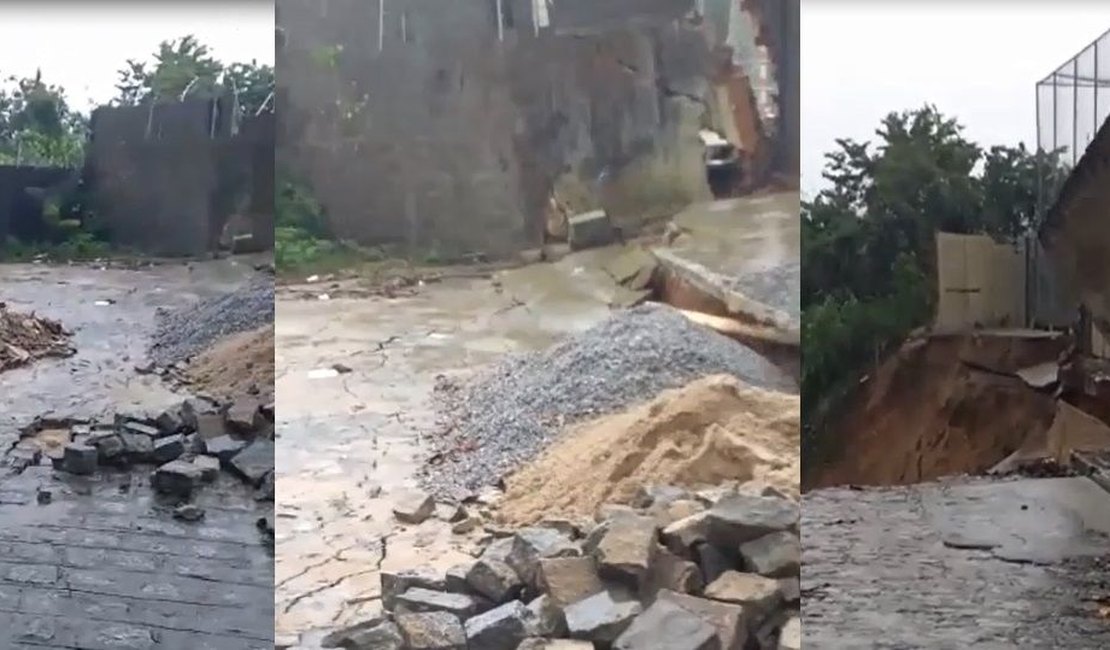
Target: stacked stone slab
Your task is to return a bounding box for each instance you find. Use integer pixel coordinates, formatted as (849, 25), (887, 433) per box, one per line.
(323, 484), (801, 650)
(33, 395), (276, 503)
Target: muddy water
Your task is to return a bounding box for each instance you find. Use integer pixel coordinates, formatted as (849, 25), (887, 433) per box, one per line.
(0, 258), (263, 446)
(274, 252), (631, 641)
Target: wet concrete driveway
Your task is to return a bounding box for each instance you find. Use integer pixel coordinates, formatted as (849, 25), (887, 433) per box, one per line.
(803, 476), (1110, 648)
(1, 258), (274, 649)
(274, 251), (630, 642)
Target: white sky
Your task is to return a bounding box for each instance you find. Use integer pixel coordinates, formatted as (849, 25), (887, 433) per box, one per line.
(0, 1), (274, 113)
(802, 2), (1110, 197)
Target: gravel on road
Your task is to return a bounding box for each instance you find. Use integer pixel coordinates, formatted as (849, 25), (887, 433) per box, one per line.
(148, 273), (275, 366)
(420, 303), (796, 498)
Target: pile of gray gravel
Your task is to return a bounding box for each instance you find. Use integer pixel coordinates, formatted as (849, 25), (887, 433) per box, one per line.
(420, 303), (796, 498)
(148, 274), (274, 366)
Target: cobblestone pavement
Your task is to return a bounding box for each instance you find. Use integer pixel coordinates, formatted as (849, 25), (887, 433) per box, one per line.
(1, 258), (274, 649)
(803, 476), (1110, 649)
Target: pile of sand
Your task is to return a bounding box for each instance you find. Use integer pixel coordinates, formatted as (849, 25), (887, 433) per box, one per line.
(0, 305), (74, 373)
(183, 326), (274, 400)
(495, 374), (799, 526)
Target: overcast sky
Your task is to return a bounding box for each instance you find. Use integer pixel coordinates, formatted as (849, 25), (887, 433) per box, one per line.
(802, 2), (1110, 197)
(0, 1), (273, 113)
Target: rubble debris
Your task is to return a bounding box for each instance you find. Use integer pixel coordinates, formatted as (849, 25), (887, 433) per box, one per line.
(567, 210), (615, 251)
(0, 305), (75, 373)
(497, 375), (798, 526)
(173, 504), (206, 522)
(394, 490), (437, 524)
(355, 483), (798, 650)
(62, 443), (97, 475)
(148, 274), (274, 367)
(423, 304), (795, 499)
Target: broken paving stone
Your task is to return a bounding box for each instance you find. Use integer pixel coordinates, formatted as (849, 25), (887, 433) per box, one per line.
(226, 398), (262, 434)
(518, 641), (593, 650)
(707, 494), (798, 547)
(564, 590), (642, 644)
(703, 571), (783, 619)
(119, 432), (154, 460)
(395, 588), (487, 618)
(152, 434), (185, 463)
(436, 502), (467, 523)
(739, 531), (800, 578)
(193, 455), (220, 482)
(593, 515), (657, 586)
(778, 617), (801, 650)
(596, 503), (641, 523)
(613, 599), (719, 650)
(229, 438), (275, 485)
(656, 589), (747, 650)
(452, 515), (482, 535)
(395, 612), (467, 650)
(92, 433), (127, 463)
(777, 577), (800, 604)
(632, 484), (693, 509)
(255, 470), (275, 501)
(194, 412), (230, 441)
(480, 536), (517, 563)
(695, 542), (734, 586)
(444, 563), (474, 594)
(466, 558), (524, 604)
(645, 546), (704, 598)
(151, 460), (203, 497)
(537, 557), (605, 607)
(465, 600), (533, 650)
(662, 511), (711, 557)
(394, 490), (436, 524)
(203, 434), (248, 463)
(567, 209), (614, 251)
(321, 618), (401, 650)
(61, 443), (97, 475)
(116, 418), (161, 439)
(180, 397), (220, 430)
(537, 518), (585, 539)
(382, 569), (449, 611)
(155, 409), (185, 436)
(526, 594), (566, 638)
(173, 504), (205, 522)
(507, 527), (581, 586)
(36, 488), (52, 505)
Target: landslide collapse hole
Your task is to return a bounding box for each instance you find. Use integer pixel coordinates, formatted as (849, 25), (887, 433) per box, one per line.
(803, 333), (1070, 492)
(646, 262), (800, 385)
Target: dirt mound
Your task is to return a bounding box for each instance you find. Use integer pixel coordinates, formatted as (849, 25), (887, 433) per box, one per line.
(0, 305), (74, 372)
(807, 333), (1069, 490)
(183, 326), (274, 400)
(495, 374), (799, 526)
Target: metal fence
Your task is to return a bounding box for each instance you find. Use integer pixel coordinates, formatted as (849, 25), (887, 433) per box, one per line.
(1037, 27), (1110, 214)
(1033, 28), (1110, 342)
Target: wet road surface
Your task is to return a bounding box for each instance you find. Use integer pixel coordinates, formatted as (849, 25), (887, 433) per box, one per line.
(803, 476), (1110, 648)
(1, 258), (274, 649)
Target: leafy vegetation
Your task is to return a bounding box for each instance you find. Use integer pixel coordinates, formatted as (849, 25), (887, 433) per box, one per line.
(802, 105), (1069, 462)
(1, 36), (274, 260)
(275, 173), (345, 271)
(114, 35), (275, 116)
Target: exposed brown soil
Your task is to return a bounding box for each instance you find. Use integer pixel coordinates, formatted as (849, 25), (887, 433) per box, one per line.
(806, 333), (1072, 490)
(183, 326), (274, 401)
(0, 305), (74, 373)
(496, 374), (799, 526)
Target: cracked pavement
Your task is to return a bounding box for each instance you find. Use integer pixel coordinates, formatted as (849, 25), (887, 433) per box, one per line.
(274, 250), (635, 644)
(803, 476), (1110, 648)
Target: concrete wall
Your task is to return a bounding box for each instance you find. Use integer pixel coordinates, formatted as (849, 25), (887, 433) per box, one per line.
(934, 232), (1026, 332)
(0, 165), (75, 246)
(86, 98), (275, 256)
(277, 0), (789, 259)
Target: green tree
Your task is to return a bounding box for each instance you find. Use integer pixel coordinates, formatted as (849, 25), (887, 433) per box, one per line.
(114, 35), (274, 117)
(801, 104), (1061, 467)
(0, 70), (86, 167)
